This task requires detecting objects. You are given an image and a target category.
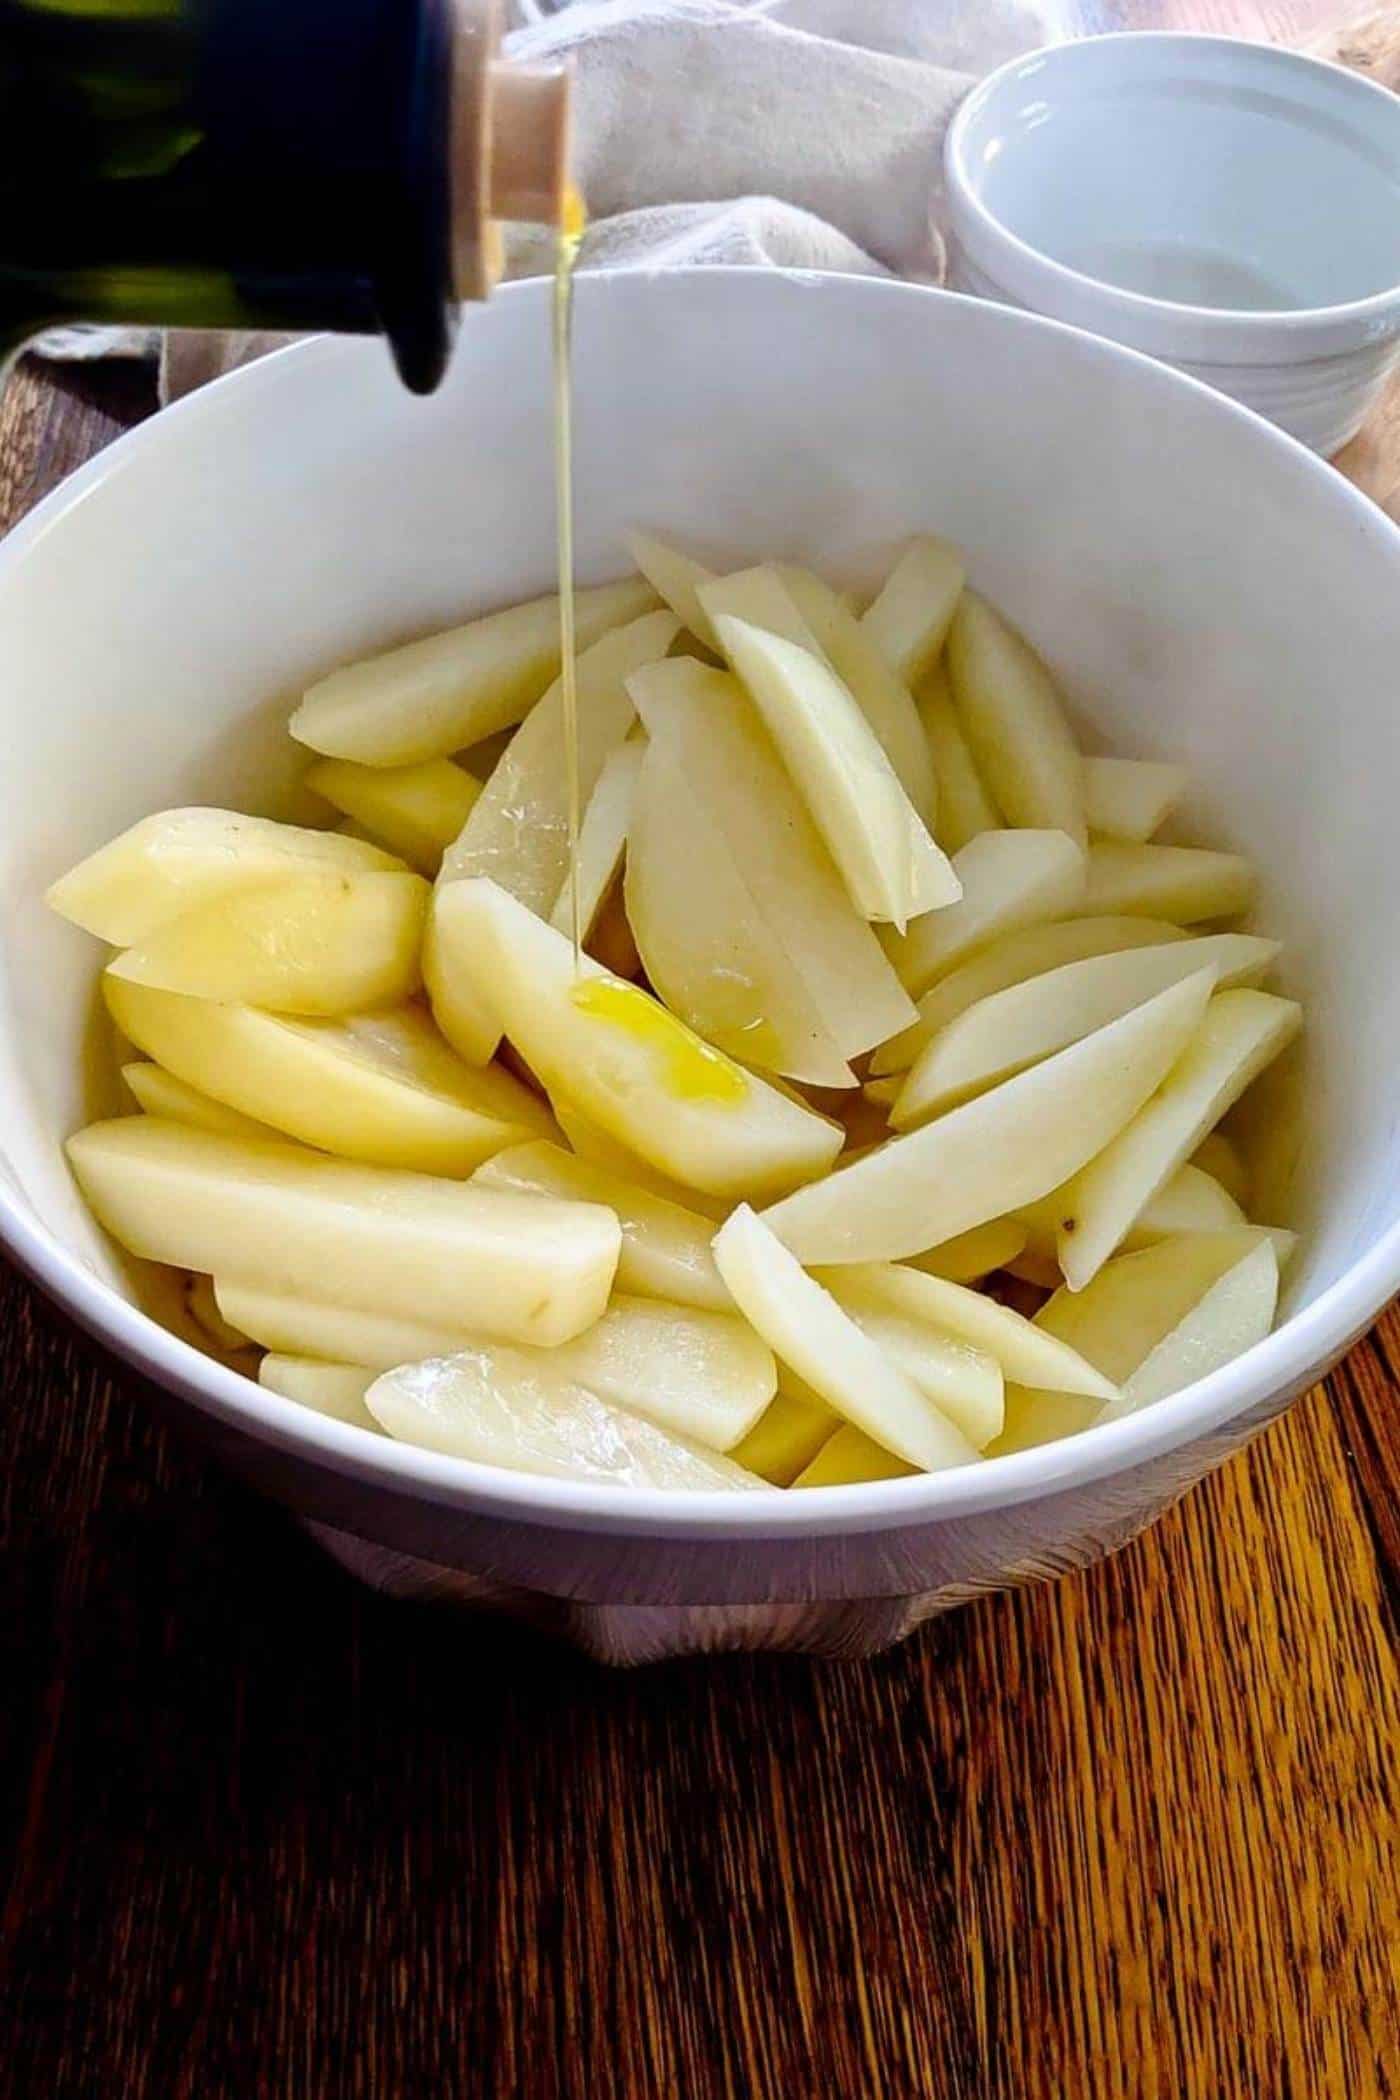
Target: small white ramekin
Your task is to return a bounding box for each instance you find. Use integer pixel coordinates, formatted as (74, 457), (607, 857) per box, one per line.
(945, 33), (1400, 456)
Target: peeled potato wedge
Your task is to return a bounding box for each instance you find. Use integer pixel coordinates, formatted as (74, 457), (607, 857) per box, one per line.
(776, 563), (936, 825)
(627, 734), (856, 1087)
(892, 932), (1280, 1127)
(713, 1205), (978, 1471)
(905, 1217), (1028, 1284)
(860, 535), (966, 685)
(217, 1279), (470, 1369)
(945, 591), (1086, 848)
(258, 1355), (381, 1429)
(548, 737), (644, 944)
(549, 1097), (731, 1220)
(1083, 756), (1189, 843)
(870, 914), (1187, 1075)
(730, 1376), (839, 1486)
(630, 657), (916, 1057)
(823, 1294), (1005, 1448)
(122, 1061), (273, 1140)
(303, 756), (482, 874)
(761, 969), (1214, 1263)
(1077, 842), (1256, 923)
(365, 1346), (764, 1490)
(916, 663), (1000, 856)
(432, 879), (842, 1202)
(47, 808), (404, 945)
(473, 1139), (730, 1310)
(1122, 1162), (1245, 1248)
(1099, 1239), (1279, 1419)
(1191, 1130), (1251, 1208)
(626, 528), (721, 652)
(711, 612), (958, 927)
(184, 1272), (253, 1354)
(792, 1424), (919, 1488)
(105, 975), (553, 1175)
(289, 575), (659, 765)
(107, 869), (429, 1015)
(882, 828), (1086, 998)
(1055, 989), (1302, 1289)
(542, 1294), (776, 1451)
(66, 1119), (621, 1344)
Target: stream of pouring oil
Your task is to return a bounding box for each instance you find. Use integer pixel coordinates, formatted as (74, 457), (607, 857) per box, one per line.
(554, 185), (586, 969)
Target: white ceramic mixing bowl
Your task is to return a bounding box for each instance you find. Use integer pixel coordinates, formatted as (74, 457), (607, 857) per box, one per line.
(3, 272), (1399, 1662)
(945, 34), (1400, 456)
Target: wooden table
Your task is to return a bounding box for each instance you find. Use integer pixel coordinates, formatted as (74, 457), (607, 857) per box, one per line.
(3, 11), (1398, 2095)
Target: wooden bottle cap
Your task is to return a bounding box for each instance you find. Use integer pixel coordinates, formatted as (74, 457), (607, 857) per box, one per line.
(451, 0), (574, 300)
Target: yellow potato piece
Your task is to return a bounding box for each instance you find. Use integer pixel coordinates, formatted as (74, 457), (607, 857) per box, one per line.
(365, 1346), (764, 1490)
(1056, 989), (1302, 1289)
(46, 807), (403, 945)
(105, 974), (553, 1175)
(860, 535), (966, 686)
(542, 1294), (776, 1451)
(1099, 1240), (1279, 1419)
(122, 1062), (273, 1140)
(548, 738), (644, 943)
(793, 1425), (918, 1488)
(551, 1098), (730, 1220)
(431, 880), (842, 1202)
(626, 735), (856, 1087)
(713, 1204), (978, 1471)
(184, 1272), (253, 1354)
(629, 657), (916, 1058)
(304, 756), (482, 874)
(905, 1218), (1028, 1284)
(730, 1375), (838, 1486)
(761, 970), (1214, 1264)
(289, 575), (658, 765)
(218, 1280), (470, 1369)
(881, 828), (1086, 999)
(916, 663), (1001, 856)
(626, 529), (721, 652)
(946, 591), (1086, 848)
(1076, 842), (1256, 923)
(1122, 1163), (1244, 1248)
(1083, 756), (1189, 843)
(826, 1295), (1004, 1448)
(107, 870), (428, 1015)
(66, 1118), (621, 1344)
(258, 1356), (381, 1430)
(1191, 1130), (1251, 1207)
(473, 1139), (731, 1309)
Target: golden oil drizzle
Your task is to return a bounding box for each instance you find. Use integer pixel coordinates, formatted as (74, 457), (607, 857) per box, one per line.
(569, 979), (750, 1104)
(554, 183), (587, 968)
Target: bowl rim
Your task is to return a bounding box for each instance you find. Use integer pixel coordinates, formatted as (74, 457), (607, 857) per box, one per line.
(4, 266), (1400, 1541)
(945, 32), (1400, 349)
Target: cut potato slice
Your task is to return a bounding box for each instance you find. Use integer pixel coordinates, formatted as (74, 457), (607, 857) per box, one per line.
(793, 1424), (919, 1488)
(549, 738), (644, 942)
(1122, 1163), (1244, 1248)
(542, 1293), (775, 1451)
(892, 932), (1280, 1127)
(626, 529), (720, 652)
(823, 1295), (1004, 1447)
(438, 609), (678, 916)
(761, 970), (1214, 1263)
(1100, 1240), (1279, 1418)
(184, 1272), (252, 1354)
(946, 592), (1085, 848)
(710, 613), (958, 926)
(916, 664), (1000, 855)
(729, 1376), (839, 1486)
(906, 1218), (1028, 1284)
(1035, 1228), (1286, 1381)
(987, 1386), (1102, 1456)
(303, 756), (482, 875)
(870, 915), (1187, 1075)
(627, 736), (855, 1087)
(588, 882), (642, 979)
(122, 1061), (273, 1140)
(217, 1280), (470, 1369)
(818, 1263), (1116, 1404)
(1056, 989), (1302, 1289)
(713, 1206), (978, 1471)
(67, 1119), (621, 1343)
(882, 828), (1086, 998)
(289, 575), (659, 765)
(434, 880), (842, 1201)
(550, 1097), (730, 1220)
(629, 658), (916, 1057)
(1083, 756), (1189, 843)
(420, 900), (503, 1068)
(105, 976), (553, 1175)
(258, 1356), (380, 1430)
(107, 870), (429, 1015)
(365, 1346), (764, 1489)
(776, 564), (936, 824)
(860, 535), (966, 685)
(47, 808), (403, 945)
(1077, 842), (1256, 923)
(473, 1139), (730, 1309)
(1191, 1130), (1250, 1208)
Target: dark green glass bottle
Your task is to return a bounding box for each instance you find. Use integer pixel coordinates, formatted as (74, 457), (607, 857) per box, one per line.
(0, 0), (570, 391)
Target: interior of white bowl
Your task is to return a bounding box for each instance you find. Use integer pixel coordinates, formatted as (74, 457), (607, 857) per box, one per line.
(2, 270), (1399, 1523)
(955, 36), (1400, 313)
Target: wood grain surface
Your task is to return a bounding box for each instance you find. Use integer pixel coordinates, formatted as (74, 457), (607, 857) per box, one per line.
(2, 7), (1399, 2093)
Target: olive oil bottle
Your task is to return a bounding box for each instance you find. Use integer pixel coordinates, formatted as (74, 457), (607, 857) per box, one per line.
(0, 0), (571, 390)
